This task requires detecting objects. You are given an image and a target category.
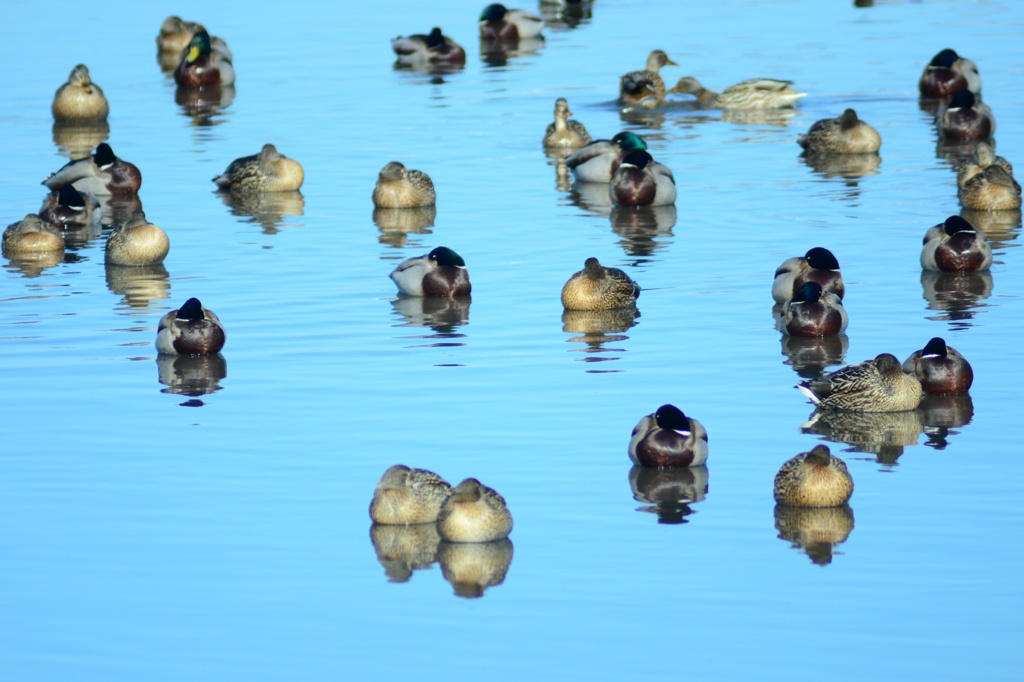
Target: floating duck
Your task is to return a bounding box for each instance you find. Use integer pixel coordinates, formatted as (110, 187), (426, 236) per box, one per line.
(437, 478), (513, 543)
(902, 337), (974, 395)
(937, 90), (995, 140)
(52, 64), (108, 121)
(43, 143), (142, 196)
(619, 49), (677, 109)
(921, 215), (992, 272)
(798, 353), (923, 412)
(772, 247), (844, 303)
(779, 281), (848, 337)
(372, 161), (436, 208)
(390, 246), (471, 297)
(957, 143), (1020, 210)
(391, 28), (466, 70)
(628, 404), (709, 468)
(609, 150), (676, 207)
(174, 29), (235, 87)
(2, 214), (65, 255)
(212, 144), (304, 194)
(798, 109), (881, 154)
(669, 76), (806, 109)
(542, 98), (591, 149)
(156, 298), (226, 355)
(105, 209), (169, 266)
(918, 48), (981, 99)
(565, 131), (647, 183)
(479, 4), (544, 43)
(773, 445), (853, 507)
(561, 257), (639, 310)
(38, 185), (101, 231)
(369, 464), (453, 525)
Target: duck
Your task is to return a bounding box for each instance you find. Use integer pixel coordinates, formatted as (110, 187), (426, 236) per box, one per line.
(372, 161), (436, 208)
(42, 142), (142, 196)
(369, 464), (453, 525)
(51, 64), (109, 121)
(2, 214), (65, 256)
(391, 27), (466, 69)
(156, 297), (226, 355)
(479, 4), (544, 43)
(779, 281), (848, 337)
(956, 143), (1021, 210)
(902, 337), (974, 395)
(565, 131), (648, 183)
(797, 353), (923, 412)
(937, 90), (995, 140)
(771, 247), (844, 303)
(561, 257), (640, 310)
(436, 478), (513, 543)
(773, 445), (853, 508)
(390, 246), (471, 297)
(619, 50), (678, 109)
(156, 16), (204, 54)
(38, 185), (102, 231)
(608, 150), (676, 207)
(105, 209), (170, 266)
(174, 29), (235, 87)
(918, 48), (982, 99)
(668, 76), (806, 110)
(628, 404), (709, 468)
(921, 215), (992, 272)
(798, 109), (881, 154)
(212, 144), (304, 194)
(542, 98), (591, 149)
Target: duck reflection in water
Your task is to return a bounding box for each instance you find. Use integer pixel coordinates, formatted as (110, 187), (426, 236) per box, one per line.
(157, 353), (227, 398)
(609, 205), (676, 257)
(537, 0), (593, 29)
(960, 208), (1021, 249)
(920, 270), (993, 327)
(479, 37), (545, 68)
(628, 465), (708, 524)
(174, 84), (235, 126)
(774, 504), (854, 565)
(373, 206), (436, 248)
(3, 250), (65, 278)
(52, 120), (110, 161)
(438, 538), (513, 598)
(802, 409), (924, 466)
(392, 296), (471, 346)
(919, 393), (974, 450)
(778, 330), (849, 380)
(369, 523), (442, 583)
(98, 194), (144, 229)
(561, 307), (639, 371)
(219, 190), (305, 235)
(105, 263), (171, 310)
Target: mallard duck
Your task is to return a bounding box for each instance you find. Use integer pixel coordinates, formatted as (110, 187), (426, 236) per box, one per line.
(918, 48), (981, 99)
(956, 143), (1020, 210)
(668, 76), (806, 110)
(619, 50), (678, 109)
(479, 4), (544, 42)
(779, 282), (848, 337)
(212, 144), (304, 194)
(105, 209), (170, 266)
(798, 353), (923, 412)
(561, 257), (640, 310)
(156, 297), (226, 355)
(372, 161), (436, 208)
(436, 478), (513, 543)
(174, 29), (235, 87)
(390, 246), (471, 297)
(391, 27), (466, 69)
(2, 214), (65, 255)
(937, 90), (995, 140)
(772, 247), (844, 303)
(565, 131), (647, 183)
(773, 445), (853, 508)
(609, 150), (676, 207)
(51, 64), (108, 122)
(542, 98), (591, 149)
(798, 109), (881, 154)
(38, 185), (101, 231)
(369, 464), (453, 525)
(902, 337), (973, 395)
(42, 142), (142, 196)
(628, 404), (709, 468)
(156, 16), (204, 54)
(921, 215), (992, 272)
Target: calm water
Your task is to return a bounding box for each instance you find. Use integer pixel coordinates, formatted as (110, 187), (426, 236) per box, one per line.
(2, 0), (1023, 679)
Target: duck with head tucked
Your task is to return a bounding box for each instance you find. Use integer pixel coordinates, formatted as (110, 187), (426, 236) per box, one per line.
(565, 131), (647, 183)
(619, 49), (678, 109)
(921, 215), (991, 272)
(390, 246), (471, 297)
(902, 337), (973, 395)
(779, 281), (848, 337)
(437, 478), (513, 543)
(52, 64), (108, 122)
(668, 76), (806, 110)
(918, 48), (981, 99)
(213, 144), (304, 194)
(105, 209), (169, 266)
(543, 98), (591, 149)
(369, 465), (453, 525)
(43, 142), (142, 196)
(39, 185), (101, 232)
(174, 29), (235, 87)
(798, 109), (881, 155)
(956, 142), (1020, 210)
(2, 214), (65, 256)
(609, 150), (676, 207)
(156, 298), (225, 355)
(479, 4), (544, 43)
(774, 445), (853, 508)
(157, 16), (204, 54)
(798, 353), (923, 412)
(628, 404), (709, 468)
(937, 90), (994, 140)
(561, 257), (639, 310)
(372, 161), (436, 208)
(391, 27), (466, 70)
(772, 247), (844, 304)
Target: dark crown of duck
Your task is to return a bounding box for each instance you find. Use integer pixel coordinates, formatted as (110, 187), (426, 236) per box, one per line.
(428, 246), (465, 267)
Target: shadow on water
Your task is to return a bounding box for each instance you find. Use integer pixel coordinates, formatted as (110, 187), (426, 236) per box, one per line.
(628, 465), (709, 525)
(774, 504), (854, 565)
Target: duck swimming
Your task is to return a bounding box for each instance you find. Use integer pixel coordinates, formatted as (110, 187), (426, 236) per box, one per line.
(619, 49), (678, 109)
(391, 28), (466, 70)
(608, 150), (676, 207)
(174, 29), (235, 87)
(918, 48), (981, 99)
(920, 215), (992, 272)
(369, 465), (453, 525)
(957, 143), (1021, 210)
(372, 161), (436, 208)
(436, 478), (513, 543)
(669, 76), (806, 110)
(772, 247), (844, 303)
(390, 246), (471, 297)
(105, 209), (170, 266)
(565, 131), (647, 183)
(902, 337), (973, 395)
(213, 144), (305, 194)
(43, 143), (142, 196)
(798, 353), (923, 412)
(798, 109), (881, 155)
(779, 281), (848, 337)
(479, 4), (544, 43)
(2, 214), (65, 256)
(561, 257), (639, 310)
(52, 64), (109, 121)
(542, 98), (591, 149)
(156, 298), (226, 355)
(937, 90), (995, 140)
(628, 404), (709, 468)
(39, 185), (101, 232)
(773, 445), (853, 508)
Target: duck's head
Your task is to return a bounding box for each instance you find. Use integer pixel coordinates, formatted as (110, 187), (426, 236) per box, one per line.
(428, 246), (466, 267)
(377, 464), (413, 489)
(554, 98), (571, 116)
(839, 109), (861, 130)
(646, 50), (678, 70)
(186, 30), (213, 63)
(654, 404), (691, 435)
(805, 444), (833, 466)
(874, 353), (903, 375)
(921, 337), (948, 358)
(792, 281), (824, 303)
(581, 257), (606, 279)
(942, 215), (976, 236)
(176, 297), (207, 321)
(378, 161), (408, 182)
(973, 142), (996, 166)
(480, 4), (508, 21)
(929, 48), (960, 68)
(68, 64), (93, 87)
(426, 28), (446, 48)
(668, 76), (702, 95)
(804, 247), (840, 270)
(611, 131), (647, 152)
(57, 184), (86, 209)
(94, 143), (116, 168)
(450, 478), (484, 502)
(620, 149), (653, 169)
(948, 89), (976, 110)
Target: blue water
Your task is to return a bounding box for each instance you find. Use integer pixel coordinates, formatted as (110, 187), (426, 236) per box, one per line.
(2, 0), (1023, 679)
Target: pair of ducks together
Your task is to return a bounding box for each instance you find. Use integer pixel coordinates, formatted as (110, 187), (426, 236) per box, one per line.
(919, 48), (996, 141)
